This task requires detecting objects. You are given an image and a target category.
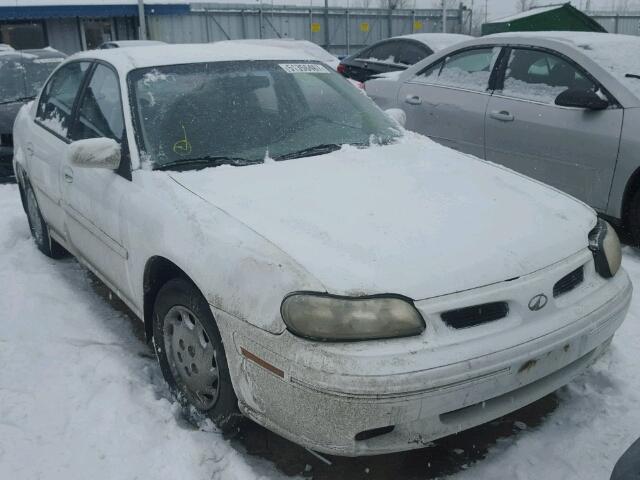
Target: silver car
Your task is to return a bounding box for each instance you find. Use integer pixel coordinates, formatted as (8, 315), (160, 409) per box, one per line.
(366, 32), (640, 243)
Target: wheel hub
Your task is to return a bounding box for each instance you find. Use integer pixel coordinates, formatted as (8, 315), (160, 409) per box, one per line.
(163, 305), (219, 410)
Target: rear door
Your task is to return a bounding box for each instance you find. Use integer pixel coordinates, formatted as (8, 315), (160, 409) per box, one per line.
(398, 47), (501, 158)
(28, 61), (91, 237)
(485, 47), (623, 210)
(61, 62), (132, 297)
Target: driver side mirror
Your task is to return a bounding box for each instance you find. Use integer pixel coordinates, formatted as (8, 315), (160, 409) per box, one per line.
(555, 89), (609, 110)
(385, 108), (406, 127)
(68, 138), (121, 170)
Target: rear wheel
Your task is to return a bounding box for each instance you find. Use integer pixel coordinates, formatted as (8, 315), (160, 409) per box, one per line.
(153, 277), (240, 431)
(24, 181), (67, 258)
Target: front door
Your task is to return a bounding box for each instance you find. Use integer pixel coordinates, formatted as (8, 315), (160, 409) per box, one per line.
(398, 47), (501, 159)
(29, 61), (91, 238)
(61, 62), (132, 298)
(485, 47), (623, 211)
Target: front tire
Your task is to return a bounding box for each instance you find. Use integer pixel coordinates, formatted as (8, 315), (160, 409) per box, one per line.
(153, 277), (240, 432)
(24, 181), (67, 259)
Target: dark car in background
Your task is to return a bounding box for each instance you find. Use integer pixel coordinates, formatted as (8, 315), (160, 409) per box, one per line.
(0, 48), (66, 179)
(337, 33), (470, 82)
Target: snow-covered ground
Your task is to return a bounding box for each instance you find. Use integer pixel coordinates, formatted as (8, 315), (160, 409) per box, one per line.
(0, 181), (638, 479)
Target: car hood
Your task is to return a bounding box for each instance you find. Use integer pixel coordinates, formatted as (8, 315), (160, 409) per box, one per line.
(168, 135), (595, 300)
(0, 101), (24, 133)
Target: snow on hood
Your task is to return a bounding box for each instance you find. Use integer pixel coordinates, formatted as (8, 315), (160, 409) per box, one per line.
(169, 134), (595, 300)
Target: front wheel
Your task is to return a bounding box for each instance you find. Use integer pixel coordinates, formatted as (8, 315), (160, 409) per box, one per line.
(153, 277), (240, 432)
(24, 181), (67, 258)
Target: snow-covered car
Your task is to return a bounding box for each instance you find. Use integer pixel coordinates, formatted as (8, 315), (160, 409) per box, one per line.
(216, 39), (368, 90)
(98, 40), (166, 49)
(338, 33), (472, 82)
(218, 38), (340, 70)
(12, 43), (632, 457)
(366, 32), (640, 245)
(0, 48), (66, 179)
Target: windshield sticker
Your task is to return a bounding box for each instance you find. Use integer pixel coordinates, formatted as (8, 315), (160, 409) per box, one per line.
(279, 63), (329, 74)
(33, 58), (64, 64)
(173, 124), (192, 156)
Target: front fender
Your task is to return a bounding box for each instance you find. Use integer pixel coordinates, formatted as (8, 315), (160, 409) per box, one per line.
(125, 170), (325, 334)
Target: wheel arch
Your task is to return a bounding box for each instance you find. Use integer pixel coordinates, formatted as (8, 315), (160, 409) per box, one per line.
(621, 165), (640, 227)
(143, 255), (193, 342)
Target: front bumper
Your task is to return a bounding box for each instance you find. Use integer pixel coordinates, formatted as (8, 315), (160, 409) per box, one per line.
(216, 252), (632, 456)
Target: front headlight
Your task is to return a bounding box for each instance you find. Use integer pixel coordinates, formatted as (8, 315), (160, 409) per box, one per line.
(280, 293), (425, 341)
(589, 219), (621, 278)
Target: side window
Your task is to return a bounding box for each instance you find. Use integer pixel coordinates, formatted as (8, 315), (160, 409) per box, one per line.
(501, 48), (597, 104)
(359, 42), (396, 64)
(74, 64), (124, 142)
(36, 61), (90, 138)
(394, 41), (429, 66)
(415, 47), (499, 92)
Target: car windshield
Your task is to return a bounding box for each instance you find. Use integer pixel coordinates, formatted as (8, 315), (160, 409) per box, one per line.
(0, 54), (63, 104)
(128, 60), (401, 169)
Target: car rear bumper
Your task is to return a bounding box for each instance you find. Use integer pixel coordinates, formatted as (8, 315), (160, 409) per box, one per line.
(217, 261), (631, 456)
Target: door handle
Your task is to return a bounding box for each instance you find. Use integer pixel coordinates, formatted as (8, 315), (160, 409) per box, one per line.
(489, 110), (515, 122)
(405, 94), (422, 105)
(25, 142), (34, 156)
(63, 167), (73, 183)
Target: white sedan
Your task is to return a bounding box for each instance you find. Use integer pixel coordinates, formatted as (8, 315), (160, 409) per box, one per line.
(12, 43), (631, 456)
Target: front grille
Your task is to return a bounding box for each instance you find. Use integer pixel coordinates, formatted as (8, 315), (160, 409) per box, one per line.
(0, 134), (13, 147)
(553, 266), (584, 298)
(441, 302), (509, 329)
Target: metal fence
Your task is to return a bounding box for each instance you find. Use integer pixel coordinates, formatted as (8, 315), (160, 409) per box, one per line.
(589, 11), (640, 35)
(146, 3), (466, 56)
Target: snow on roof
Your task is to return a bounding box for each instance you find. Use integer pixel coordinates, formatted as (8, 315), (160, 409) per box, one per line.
(492, 4), (564, 23)
(71, 42), (316, 72)
(489, 31), (640, 100)
(219, 39), (337, 64)
(398, 33), (473, 51)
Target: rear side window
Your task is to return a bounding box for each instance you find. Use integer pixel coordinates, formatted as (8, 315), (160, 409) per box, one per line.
(415, 47), (500, 92)
(500, 48), (598, 104)
(73, 64), (124, 142)
(394, 41), (430, 66)
(359, 42), (397, 64)
(36, 61), (90, 138)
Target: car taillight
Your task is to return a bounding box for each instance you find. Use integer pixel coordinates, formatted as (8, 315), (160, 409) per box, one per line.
(337, 63), (346, 75)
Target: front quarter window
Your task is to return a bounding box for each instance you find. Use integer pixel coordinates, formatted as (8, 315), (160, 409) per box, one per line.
(128, 60), (400, 170)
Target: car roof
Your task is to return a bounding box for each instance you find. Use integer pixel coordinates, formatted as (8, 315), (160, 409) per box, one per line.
(70, 42), (316, 73)
(396, 33), (473, 51)
(217, 39), (337, 63)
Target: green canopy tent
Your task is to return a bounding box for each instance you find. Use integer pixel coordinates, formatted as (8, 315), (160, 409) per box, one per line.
(482, 3), (607, 36)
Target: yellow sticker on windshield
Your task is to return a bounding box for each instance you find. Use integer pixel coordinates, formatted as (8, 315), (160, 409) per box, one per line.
(173, 124), (192, 156)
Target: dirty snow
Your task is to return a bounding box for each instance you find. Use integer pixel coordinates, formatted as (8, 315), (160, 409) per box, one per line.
(0, 180), (639, 479)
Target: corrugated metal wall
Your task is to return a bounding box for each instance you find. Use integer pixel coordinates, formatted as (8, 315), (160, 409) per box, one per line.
(590, 13), (640, 35)
(147, 6), (464, 56)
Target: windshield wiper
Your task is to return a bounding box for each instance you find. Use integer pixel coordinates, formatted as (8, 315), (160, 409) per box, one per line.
(274, 143), (343, 161)
(0, 96), (35, 105)
(625, 73), (640, 80)
(154, 156), (261, 171)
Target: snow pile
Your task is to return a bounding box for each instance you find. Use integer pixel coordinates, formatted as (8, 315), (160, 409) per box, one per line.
(0, 184), (282, 480)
